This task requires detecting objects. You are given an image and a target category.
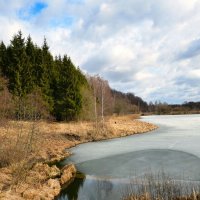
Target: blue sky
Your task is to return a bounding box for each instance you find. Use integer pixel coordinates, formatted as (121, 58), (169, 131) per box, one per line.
(28, 2), (47, 16)
(18, 2), (47, 20)
(0, 0), (200, 103)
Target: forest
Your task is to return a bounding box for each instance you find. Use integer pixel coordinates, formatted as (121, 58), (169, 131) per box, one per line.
(0, 31), (148, 122)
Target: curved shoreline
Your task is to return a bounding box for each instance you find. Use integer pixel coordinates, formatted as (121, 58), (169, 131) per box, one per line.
(0, 115), (157, 200)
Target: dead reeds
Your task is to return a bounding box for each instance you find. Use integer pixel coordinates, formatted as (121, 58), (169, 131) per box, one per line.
(123, 172), (200, 200)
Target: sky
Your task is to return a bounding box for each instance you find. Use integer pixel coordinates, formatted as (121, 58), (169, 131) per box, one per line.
(0, 0), (200, 104)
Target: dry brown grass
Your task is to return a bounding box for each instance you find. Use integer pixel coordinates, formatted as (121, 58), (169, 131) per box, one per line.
(0, 120), (40, 167)
(0, 119), (41, 193)
(0, 114), (157, 166)
(32, 114), (157, 154)
(107, 114), (157, 137)
(0, 114), (157, 199)
(123, 172), (200, 200)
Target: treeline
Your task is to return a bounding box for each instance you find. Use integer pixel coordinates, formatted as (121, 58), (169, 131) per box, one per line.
(1, 31), (199, 120)
(148, 101), (200, 115)
(0, 31), (147, 121)
(111, 90), (148, 114)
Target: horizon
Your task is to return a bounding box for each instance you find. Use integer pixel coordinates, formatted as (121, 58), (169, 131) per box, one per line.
(1, 0), (200, 104)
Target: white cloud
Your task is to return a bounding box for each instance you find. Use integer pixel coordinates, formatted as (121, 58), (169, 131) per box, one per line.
(188, 69), (200, 78)
(1, 0), (200, 103)
(134, 71), (154, 81)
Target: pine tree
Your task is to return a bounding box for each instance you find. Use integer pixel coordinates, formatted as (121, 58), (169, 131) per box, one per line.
(7, 31), (28, 97)
(39, 38), (54, 112)
(53, 55), (83, 121)
(0, 41), (7, 76)
(33, 46), (43, 86)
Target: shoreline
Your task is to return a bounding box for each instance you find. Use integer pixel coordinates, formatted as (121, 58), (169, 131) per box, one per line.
(0, 114), (158, 200)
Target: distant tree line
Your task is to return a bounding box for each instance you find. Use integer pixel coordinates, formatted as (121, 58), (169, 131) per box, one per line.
(0, 31), (148, 121)
(111, 89), (148, 114)
(148, 101), (200, 115)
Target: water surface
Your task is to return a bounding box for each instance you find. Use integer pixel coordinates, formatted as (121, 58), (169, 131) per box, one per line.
(58, 115), (200, 200)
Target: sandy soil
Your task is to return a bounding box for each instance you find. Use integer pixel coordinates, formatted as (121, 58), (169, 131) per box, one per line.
(0, 114), (157, 200)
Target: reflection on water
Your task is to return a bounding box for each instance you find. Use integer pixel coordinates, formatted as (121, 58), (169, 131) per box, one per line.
(57, 149), (200, 200)
(57, 115), (200, 200)
(58, 176), (85, 200)
(57, 173), (200, 200)
(57, 175), (126, 200)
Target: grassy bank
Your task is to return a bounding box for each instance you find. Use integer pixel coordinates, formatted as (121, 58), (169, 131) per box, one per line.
(0, 114), (157, 200)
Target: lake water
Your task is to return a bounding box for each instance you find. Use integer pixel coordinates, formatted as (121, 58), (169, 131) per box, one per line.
(57, 115), (200, 200)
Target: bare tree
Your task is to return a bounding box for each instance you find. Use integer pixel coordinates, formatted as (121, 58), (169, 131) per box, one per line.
(89, 75), (99, 129)
(88, 75), (114, 134)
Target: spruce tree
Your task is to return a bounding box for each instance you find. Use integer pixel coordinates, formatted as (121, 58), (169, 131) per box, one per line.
(40, 38), (54, 112)
(0, 41), (7, 76)
(53, 55), (83, 121)
(7, 31), (28, 97)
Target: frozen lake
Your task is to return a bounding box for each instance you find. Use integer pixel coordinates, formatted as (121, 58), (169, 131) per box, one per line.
(58, 114), (200, 200)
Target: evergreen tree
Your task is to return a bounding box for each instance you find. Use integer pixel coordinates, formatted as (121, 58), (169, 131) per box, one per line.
(53, 55), (83, 121)
(26, 35), (35, 64)
(38, 38), (54, 112)
(7, 31), (29, 97)
(33, 46), (43, 85)
(0, 41), (7, 76)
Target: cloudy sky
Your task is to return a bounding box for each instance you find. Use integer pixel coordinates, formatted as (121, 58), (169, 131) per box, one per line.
(1, 0), (200, 103)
